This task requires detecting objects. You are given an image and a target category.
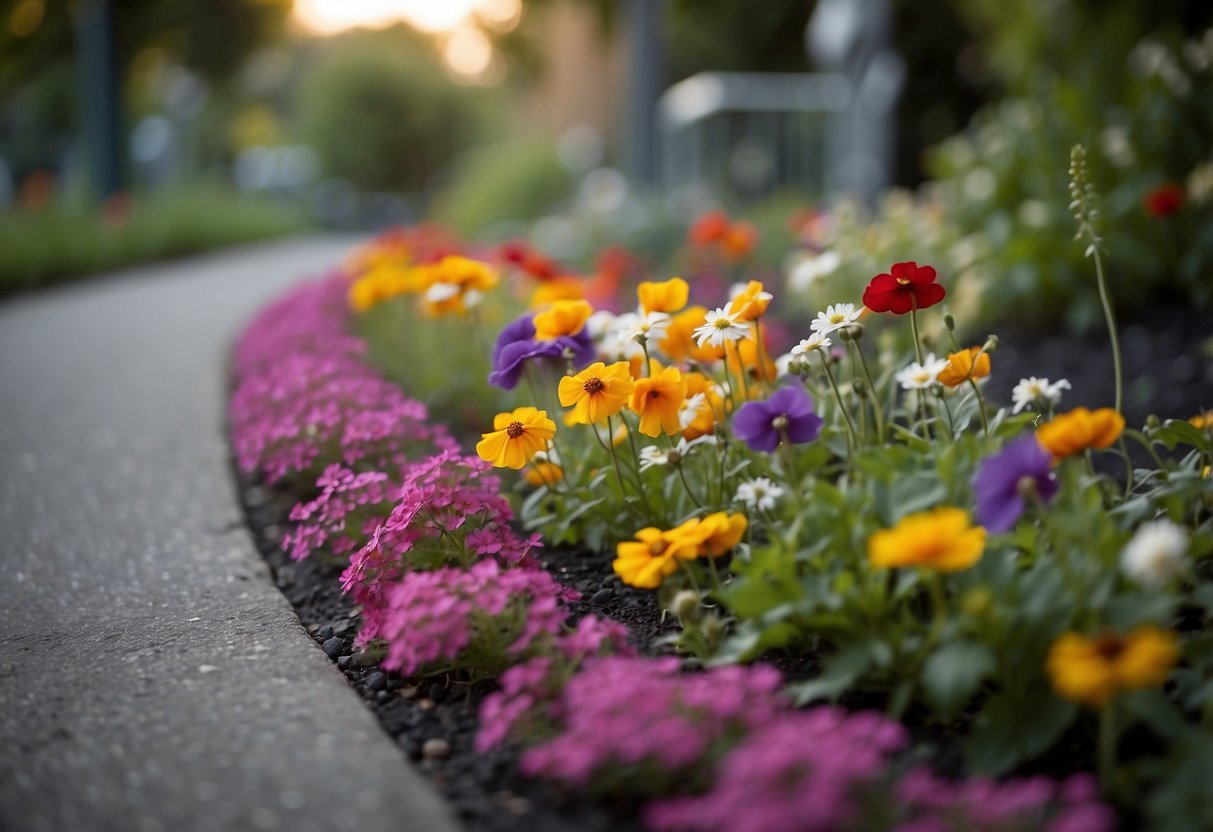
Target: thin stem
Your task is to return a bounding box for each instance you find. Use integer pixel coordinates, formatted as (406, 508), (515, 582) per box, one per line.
(817, 352), (858, 451)
(909, 306), (924, 365)
(753, 320), (772, 395)
(1098, 702), (1117, 791)
(854, 341), (886, 445)
(675, 463), (704, 509)
(1091, 249), (1123, 414)
(729, 339), (751, 401)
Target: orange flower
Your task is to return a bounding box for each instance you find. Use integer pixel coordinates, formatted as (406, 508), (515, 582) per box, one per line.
(688, 211), (730, 246)
(660, 306), (725, 364)
(726, 280), (772, 322)
(868, 508), (987, 572)
(720, 221), (758, 261)
(557, 361), (634, 425)
(1036, 407), (1125, 459)
(629, 365), (687, 437)
(937, 347), (991, 388)
(669, 513), (748, 559)
(613, 528), (698, 589)
(533, 299), (593, 340)
(681, 372), (725, 440)
(638, 277), (689, 315)
(418, 255), (498, 316)
(530, 276), (586, 308)
(523, 462), (564, 487)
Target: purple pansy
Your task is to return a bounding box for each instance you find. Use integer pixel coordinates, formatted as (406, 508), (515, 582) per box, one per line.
(972, 434), (1058, 533)
(732, 385), (824, 453)
(488, 313), (594, 390)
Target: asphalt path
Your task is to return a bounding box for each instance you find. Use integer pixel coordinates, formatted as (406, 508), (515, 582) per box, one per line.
(0, 236), (461, 832)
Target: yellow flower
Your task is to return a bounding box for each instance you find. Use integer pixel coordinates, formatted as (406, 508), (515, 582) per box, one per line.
(558, 361), (634, 425)
(523, 462), (564, 487)
(419, 255), (498, 317)
(611, 421), (630, 447)
(475, 407), (556, 470)
(725, 336), (777, 385)
(629, 365), (687, 437)
(530, 276), (586, 308)
(937, 347), (991, 388)
(613, 527), (698, 589)
(868, 508), (986, 572)
(348, 275), (383, 313)
(669, 512), (748, 559)
(638, 277), (690, 315)
(533, 299), (593, 340)
(726, 280), (772, 322)
(1036, 407), (1125, 459)
(1046, 625), (1178, 708)
(1191, 411), (1212, 430)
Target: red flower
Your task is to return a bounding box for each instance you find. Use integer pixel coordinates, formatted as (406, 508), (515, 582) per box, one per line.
(1143, 183), (1184, 218)
(688, 211), (730, 246)
(862, 262), (946, 315)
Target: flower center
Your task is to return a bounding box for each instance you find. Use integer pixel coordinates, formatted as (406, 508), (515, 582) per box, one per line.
(912, 371), (931, 383)
(648, 541), (666, 556)
(771, 415), (789, 432)
(713, 318), (732, 330)
(830, 313), (845, 323)
(583, 377), (605, 394)
(648, 390), (662, 399)
(896, 277), (911, 285)
(506, 421), (525, 438)
(1093, 634), (1126, 660)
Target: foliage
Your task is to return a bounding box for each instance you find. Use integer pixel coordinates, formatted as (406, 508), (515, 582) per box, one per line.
(0, 184), (308, 292)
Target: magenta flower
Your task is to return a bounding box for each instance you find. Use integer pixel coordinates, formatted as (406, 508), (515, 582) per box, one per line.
(732, 385), (823, 453)
(972, 434), (1058, 533)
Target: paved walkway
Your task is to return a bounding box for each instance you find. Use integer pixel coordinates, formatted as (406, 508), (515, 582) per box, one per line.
(0, 237), (461, 832)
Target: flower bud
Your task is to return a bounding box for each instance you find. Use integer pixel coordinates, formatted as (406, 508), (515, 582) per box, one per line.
(852, 377), (868, 396)
(666, 449), (682, 466)
(943, 312), (956, 331)
(846, 323), (864, 341)
(982, 335), (1000, 354)
(961, 587), (993, 617)
(1145, 414), (1161, 429)
(562, 346), (576, 361)
(671, 590), (701, 621)
(701, 614), (726, 642)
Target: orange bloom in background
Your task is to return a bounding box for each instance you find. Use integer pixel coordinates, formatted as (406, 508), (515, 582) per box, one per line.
(688, 210), (731, 246)
(726, 280), (773, 322)
(725, 336), (777, 385)
(614, 527), (698, 589)
(869, 508), (987, 572)
(638, 277), (690, 315)
(533, 299), (594, 340)
(1046, 625), (1178, 708)
(558, 361), (634, 425)
(720, 221), (758, 261)
(681, 372), (725, 440)
(419, 255), (498, 316)
(475, 407), (556, 470)
(530, 276), (586, 308)
(1036, 407), (1125, 459)
(1190, 412), (1212, 430)
(523, 462), (564, 487)
(938, 347), (992, 388)
(661, 306), (725, 364)
(629, 366), (687, 437)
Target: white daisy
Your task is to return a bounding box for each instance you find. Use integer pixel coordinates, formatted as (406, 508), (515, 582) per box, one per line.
(638, 446), (671, 471)
(895, 354), (950, 390)
(463, 289), (484, 309)
(693, 307), (748, 347)
(672, 435), (715, 459)
(425, 282), (460, 303)
(735, 477), (785, 512)
(1011, 377), (1072, 414)
(679, 393), (708, 431)
(790, 333), (832, 355)
(617, 311), (670, 344)
(809, 302), (862, 336)
(1120, 519), (1188, 589)
(787, 250), (840, 293)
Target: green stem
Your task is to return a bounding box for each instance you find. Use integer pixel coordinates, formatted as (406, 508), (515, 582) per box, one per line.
(817, 351), (858, 451)
(909, 306), (924, 365)
(1091, 248), (1123, 414)
(1099, 702), (1117, 791)
(853, 342), (886, 445)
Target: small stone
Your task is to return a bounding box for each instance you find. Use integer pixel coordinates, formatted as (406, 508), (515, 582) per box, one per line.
(264, 524), (283, 542)
(337, 655), (352, 670)
(397, 686), (419, 700)
(367, 672), (387, 692)
(332, 620), (352, 637)
(245, 486), (269, 507)
(418, 698), (435, 711)
(590, 588), (612, 604)
(305, 623), (319, 635)
(318, 626), (334, 641)
(398, 737), (422, 760)
(322, 637), (343, 659)
(422, 738), (451, 760)
(375, 690), (392, 704)
(350, 651), (380, 669)
(427, 683), (447, 703)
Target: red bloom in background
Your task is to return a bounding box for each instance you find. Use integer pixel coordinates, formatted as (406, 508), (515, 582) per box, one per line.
(688, 211), (730, 246)
(862, 261), (945, 314)
(1143, 183), (1184, 218)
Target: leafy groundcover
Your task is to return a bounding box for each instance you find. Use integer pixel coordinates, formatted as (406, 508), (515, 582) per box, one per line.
(230, 182), (1211, 832)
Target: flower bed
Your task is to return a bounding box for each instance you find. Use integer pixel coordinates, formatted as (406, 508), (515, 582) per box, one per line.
(231, 165), (1212, 831)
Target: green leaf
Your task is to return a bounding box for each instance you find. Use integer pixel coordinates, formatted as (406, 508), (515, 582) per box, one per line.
(921, 640), (997, 715)
(785, 640), (876, 705)
(964, 688), (1078, 775)
(1122, 689), (1188, 741)
(1152, 420), (1211, 453)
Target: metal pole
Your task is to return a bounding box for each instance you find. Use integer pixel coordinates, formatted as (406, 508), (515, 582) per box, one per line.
(75, 0), (124, 199)
(625, 0), (665, 186)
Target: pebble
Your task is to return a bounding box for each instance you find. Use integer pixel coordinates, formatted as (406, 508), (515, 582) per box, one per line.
(418, 698), (435, 711)
(422, 738), (451, 760)
(337, 655), (352, 670)
(427, 683), (447, 703)
(590, 588), (613, 604)
(318, 626), (334, 641)
(367, 672), (387, 692)
(332, 620), (352, 637)
(350, 650), (379, 669)
(375, 690), (392, 704)
(321, 637), (343, 659)
(397, 685), (419, 699)
(398, 737), (422, 760)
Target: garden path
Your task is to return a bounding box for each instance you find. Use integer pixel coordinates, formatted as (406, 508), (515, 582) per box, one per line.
(0, 237), (461, 832)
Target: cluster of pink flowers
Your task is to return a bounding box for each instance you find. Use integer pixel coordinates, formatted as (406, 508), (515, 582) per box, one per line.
(284, 464), (394, 562)
(519, 657), (785, 790)
(229, 274), (454, 484)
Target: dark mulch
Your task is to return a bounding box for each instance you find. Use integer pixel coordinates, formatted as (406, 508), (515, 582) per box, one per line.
(233, 302), (1210, 831)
